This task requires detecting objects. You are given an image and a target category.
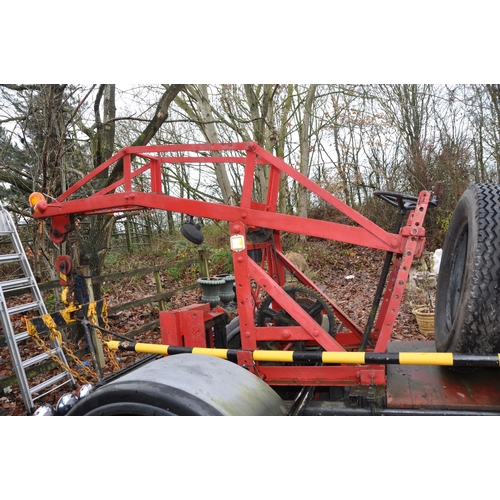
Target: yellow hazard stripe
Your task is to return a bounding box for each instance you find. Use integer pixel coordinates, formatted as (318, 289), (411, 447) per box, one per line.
(125, 341), (169, 355)
(106, 341), (500, 368)
(191, 347), (228, 359)
(26, 300), (107, 334)
(322, 352), (366, 364)
(112, 342), (232, 360)
(26, 320), (38, 337)
(399, 352), (454, 366)
(254, 350), (295, 363)
(41, 313), (58, 330)
(107, 340), (123, 351)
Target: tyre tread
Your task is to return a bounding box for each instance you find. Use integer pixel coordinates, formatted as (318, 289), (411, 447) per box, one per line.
(436, 184), (500, 353)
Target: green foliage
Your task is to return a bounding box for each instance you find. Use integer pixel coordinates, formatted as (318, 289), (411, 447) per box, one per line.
(104, 249), (123, 270)
(103, 220), (233, 279)
(201, 221), (231, 248)
(208, 246), (233, 274)
(43, 292), (56, 312)
(166, 266), (182, 280)
(192, 222), (234, 275)
(358, 196), (400, 233)
(436, 209), (453, 235)
(165, 238), (198, 260)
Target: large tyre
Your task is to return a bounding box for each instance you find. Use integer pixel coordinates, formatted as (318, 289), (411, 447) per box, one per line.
(435, 184), (500, 353)
(67, 354), (288, 416)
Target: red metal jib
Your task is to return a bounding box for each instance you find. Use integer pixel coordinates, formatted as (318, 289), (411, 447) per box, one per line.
(31, 142), (432, 388)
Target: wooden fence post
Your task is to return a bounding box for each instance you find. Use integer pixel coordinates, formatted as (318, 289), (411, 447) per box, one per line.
(83, 265), (105, 368)
(198, 248), (210, 279)
(154, 271), (166, 310)
(125, 218), (133, 253)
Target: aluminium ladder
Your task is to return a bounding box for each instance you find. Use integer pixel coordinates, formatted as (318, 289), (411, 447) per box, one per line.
(0, 202), (74, 414)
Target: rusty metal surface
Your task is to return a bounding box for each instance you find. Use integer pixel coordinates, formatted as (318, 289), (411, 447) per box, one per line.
(386, 340), (500, 411)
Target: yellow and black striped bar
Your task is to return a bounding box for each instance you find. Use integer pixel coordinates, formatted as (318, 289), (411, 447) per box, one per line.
(27, 299), (107, 335)
(106, 340), (500, 368)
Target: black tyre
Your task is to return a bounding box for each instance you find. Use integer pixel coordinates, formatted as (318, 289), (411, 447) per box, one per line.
(435, 184), (500, 353)
(67, 354), (288, 416)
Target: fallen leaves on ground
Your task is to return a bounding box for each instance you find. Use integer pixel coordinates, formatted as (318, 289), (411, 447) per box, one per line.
(0, 243), (428, 416)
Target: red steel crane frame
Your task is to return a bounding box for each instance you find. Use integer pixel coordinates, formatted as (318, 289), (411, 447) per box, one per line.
(31, 142), (432, 388)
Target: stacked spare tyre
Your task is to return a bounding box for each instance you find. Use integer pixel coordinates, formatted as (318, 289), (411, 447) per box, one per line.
(435, 183), (500, 354)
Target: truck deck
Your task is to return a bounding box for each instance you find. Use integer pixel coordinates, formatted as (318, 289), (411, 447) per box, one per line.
(302, 340), (500, 415)
(387, 340), (500, 413)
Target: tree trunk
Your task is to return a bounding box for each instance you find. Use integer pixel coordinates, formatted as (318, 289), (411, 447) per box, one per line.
(196, 84), (234, 204)
(297, 84), (318, 219)
(109, 84), (185, 183)
(86, 84), (185, 298)
(276, 85), (294, 213)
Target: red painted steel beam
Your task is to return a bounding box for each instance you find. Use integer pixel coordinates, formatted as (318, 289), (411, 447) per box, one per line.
(35, 192), (406, 253)
(372, 190), (431, 352)
(258, 364), (386, 386)
(34, 143), (407, 254)
(30, 142), (432, 389)
(252, 145), (397, 247)
(248, 258), (345, 352)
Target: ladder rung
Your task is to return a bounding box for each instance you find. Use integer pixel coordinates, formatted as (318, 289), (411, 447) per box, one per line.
(14, 330), (30, 342)
(0, 204), (76, 413)
(29, 372), (73, 396)
(8, 301), (43, 315)
(0, 253), (22, 264)
(22, 350), (58, 369)
(0, 277), (32, 292)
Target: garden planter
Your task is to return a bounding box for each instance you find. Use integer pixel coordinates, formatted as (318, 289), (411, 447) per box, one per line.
(413, 306), (434, 335)
(214, 274), (235, 306)
(197, 277), (226, 308)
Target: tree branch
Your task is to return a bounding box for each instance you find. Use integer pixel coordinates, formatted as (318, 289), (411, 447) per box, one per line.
(109, 84), (185, 182)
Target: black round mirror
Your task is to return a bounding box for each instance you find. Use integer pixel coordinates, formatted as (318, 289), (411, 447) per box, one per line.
(180, 216), (204, 245)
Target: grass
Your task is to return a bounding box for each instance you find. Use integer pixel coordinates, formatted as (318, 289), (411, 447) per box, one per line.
(104, 223), (235, 283)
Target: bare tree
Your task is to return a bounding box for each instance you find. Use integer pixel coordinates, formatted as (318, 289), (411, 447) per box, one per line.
(175, 85), (234, 204)
(297, 84), (318, 218)
(0, 84), (184, 295)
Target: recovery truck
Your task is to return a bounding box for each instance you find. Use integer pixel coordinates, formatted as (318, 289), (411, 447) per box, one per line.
(23, 142), (500, 415)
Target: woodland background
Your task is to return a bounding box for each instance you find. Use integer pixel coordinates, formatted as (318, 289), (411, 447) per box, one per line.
(1, 84), (500, 283)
